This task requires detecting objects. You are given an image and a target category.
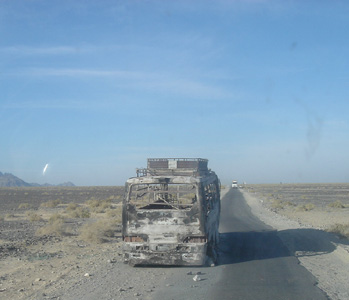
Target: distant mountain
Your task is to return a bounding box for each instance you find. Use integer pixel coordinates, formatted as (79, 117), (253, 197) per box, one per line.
(0, 172), (75, 187)
(0, 172), (31, 187)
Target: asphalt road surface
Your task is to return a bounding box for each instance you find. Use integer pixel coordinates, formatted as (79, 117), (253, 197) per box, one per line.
(151, 188), (328, 300)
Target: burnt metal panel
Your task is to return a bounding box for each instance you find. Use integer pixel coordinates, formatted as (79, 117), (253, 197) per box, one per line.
(148, 159), (169, 169)
(176, 159), (208, 170)
(148, 158), (208, 171)
(123, 158), (220, 266)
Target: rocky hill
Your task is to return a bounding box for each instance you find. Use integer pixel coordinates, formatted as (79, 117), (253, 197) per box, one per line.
(0, 172), (31, 187)
(0, 172), (75, 187)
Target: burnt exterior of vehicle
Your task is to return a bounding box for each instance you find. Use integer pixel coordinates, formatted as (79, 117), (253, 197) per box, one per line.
(122, 158), (220, 266)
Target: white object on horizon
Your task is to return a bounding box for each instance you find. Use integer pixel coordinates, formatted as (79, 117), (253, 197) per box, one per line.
(43, 163), (49, 175)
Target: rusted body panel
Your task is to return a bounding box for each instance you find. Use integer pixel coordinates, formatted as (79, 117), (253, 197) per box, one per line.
(122, 158), (220, 266)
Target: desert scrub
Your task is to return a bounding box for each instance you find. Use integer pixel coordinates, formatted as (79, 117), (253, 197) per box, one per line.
(105, 206), (122, 223)
(0, 215), (4, 222)
(328, 200), (346, 209)
(96, 201), (113, 213)
(5, 213), (15, 219)
(26, 211), (44, 222)
(86, 198), (112, 213)
(107, 195), (121, 201)
(67, 206), (90, 218)
(270, 199), (283, 209)
(40, 199), (61, 208)
(65, 203), (79, 212)
(86, 197), (99, 208)
(48, 213), (66, 223)
(327, 223), (349, 239)
(270, 199), (294, 209)
(36, 219), (68, 236)
(18, 203), (32, 209)
(296, 203), (315, 212)
(79, 220), (116, 243)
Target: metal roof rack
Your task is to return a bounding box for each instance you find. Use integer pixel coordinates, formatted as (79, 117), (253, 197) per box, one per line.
(136, 158), (209, 177)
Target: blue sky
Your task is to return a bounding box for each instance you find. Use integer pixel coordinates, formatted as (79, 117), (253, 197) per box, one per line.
(1, 0), (348, 186)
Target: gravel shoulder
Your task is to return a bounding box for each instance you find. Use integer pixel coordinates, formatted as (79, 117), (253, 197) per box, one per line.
(242, 189), (349, 300)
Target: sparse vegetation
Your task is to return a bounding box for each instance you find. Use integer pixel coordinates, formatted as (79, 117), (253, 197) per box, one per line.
(36, 219), (67, 236)
(86, 198), (113, 213)
(79, 220), (116, 243)
(40, 199), (61, 208)
(26, 211), (44, 222)
(86, 198), (99, 208)
(67, 206), (90, 218)
(270, 199), (294, 209)
(65, 203), (79, 212)
(105, 206), (122, 223)
(0, 186), (125, 260)
(285, 201), (296, 207)
(65, 203), (91, 217)
(328, 200), (346, 209)
(296, 203), (315, 212)
(270, 197), (315, 212)
(18, 203), (32, 209)
(270, 199), (284, 209)
(48, 213), (66, 224)
(327, 223), (349, 239)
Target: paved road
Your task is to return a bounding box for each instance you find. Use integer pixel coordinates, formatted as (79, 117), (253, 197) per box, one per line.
(152, 188), (328, 300)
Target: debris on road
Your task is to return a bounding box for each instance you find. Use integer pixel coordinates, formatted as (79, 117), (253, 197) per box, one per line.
(193, 275), (201, 281)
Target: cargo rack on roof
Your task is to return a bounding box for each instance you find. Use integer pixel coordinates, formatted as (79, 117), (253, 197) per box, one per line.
(136, 158), (209, 177)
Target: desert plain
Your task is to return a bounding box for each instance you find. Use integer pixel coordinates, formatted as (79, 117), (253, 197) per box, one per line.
(245, 183), (349, 230)
(0, 183), (348, 299)
(0, 186), (126, 299)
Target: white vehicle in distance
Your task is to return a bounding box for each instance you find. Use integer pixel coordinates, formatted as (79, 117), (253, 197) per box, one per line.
(232, 180), (238, 189)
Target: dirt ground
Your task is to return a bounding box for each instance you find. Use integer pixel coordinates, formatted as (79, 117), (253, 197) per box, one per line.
(1, 184), (349, 300)
(245, 183), (349, 229)
(0, 186), (126, 299)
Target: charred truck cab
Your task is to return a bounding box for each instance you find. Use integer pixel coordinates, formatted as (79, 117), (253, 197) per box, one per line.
(122, 158), (221, 266)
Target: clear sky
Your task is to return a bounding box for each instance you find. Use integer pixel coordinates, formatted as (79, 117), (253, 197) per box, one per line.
(1, 0), (348, 186)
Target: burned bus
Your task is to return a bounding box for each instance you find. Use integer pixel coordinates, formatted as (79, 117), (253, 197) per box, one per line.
(122, 158), (221, 266)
